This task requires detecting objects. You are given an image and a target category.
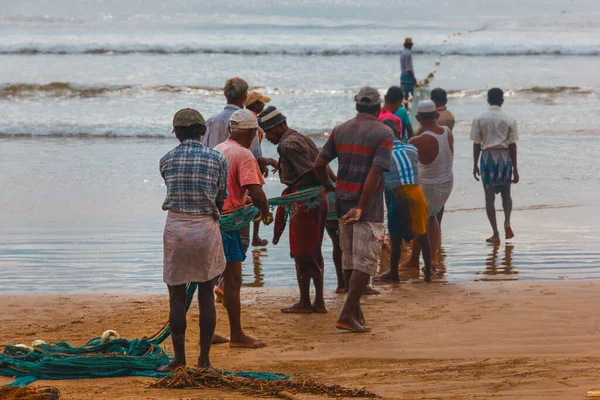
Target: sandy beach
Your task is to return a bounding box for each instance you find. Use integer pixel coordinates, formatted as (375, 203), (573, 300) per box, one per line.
(2, 280), (600, 399)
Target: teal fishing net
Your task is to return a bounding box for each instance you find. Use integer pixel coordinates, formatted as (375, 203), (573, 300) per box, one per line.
(0, 283), (289, 387)
(218, 186), (325, 230)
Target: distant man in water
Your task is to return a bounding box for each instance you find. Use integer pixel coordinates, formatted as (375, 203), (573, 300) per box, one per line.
(258, 106), (330, 314)
(401, 100), (454, 269)
(158, 108), (228, 370)
(214, 109), (269, 348)
(246, 91), (274, 247)
(471, 88), (519, 243)
(400, 37), (417, 100)
(315, 87), (394, 333)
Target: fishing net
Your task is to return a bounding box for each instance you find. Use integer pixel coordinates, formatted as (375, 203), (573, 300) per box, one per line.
(151, 367), (379, 399)
(218, 186), (325, 231)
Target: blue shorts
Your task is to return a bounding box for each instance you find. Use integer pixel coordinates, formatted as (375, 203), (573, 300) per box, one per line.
(220, 229), (246, 263)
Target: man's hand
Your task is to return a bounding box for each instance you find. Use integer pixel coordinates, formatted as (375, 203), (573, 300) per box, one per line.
(512, 168), (520, 184)
(253, 211), (264, 223)
(342, 207), (362, 225)
(473, 165), (480, 181)
(260, 165), (269, 178)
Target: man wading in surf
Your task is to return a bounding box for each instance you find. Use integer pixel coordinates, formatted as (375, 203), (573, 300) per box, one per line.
(471, 88), (519, 243)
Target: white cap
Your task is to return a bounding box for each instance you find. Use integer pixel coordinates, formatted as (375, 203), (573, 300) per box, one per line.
(230, 109), (258, 129)
(417, 100), (437, 114)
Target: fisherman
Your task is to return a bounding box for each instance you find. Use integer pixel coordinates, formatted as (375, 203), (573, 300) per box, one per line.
(246, 91), (274, 247)
(416, 88), (455, 136)
(214, 109), (270, 348)
(203, 77), (277, 252)
(378, 87), (403, 135)
(471, 88), (519, 243)
(314, 87), (394, 333)
(401, 100), (454, 269)
(374, 119), (433, 283)
(400, 38), (417, 100)
(431, 88), (455, 131)
(158, 108), (228, 370)
(387, 86), (414, 140)
(258, 106), (331, 314)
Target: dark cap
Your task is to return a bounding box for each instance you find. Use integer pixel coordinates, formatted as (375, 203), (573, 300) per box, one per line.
(258, 106), (287, 130)
(173, 108), (205, 127)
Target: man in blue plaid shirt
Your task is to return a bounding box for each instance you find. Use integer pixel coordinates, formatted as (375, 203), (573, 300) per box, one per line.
(158, 108), (228, 371)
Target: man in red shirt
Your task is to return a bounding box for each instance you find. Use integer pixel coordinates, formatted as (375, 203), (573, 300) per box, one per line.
(215, 109), (270, 348)
(378, 86), (403, 137)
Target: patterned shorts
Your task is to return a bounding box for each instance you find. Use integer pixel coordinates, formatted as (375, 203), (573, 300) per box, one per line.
(481, 148), (513, 193)
(339, 221), (385, 277)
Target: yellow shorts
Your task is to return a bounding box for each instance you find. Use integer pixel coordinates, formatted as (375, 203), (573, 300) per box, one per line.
(388, 184), (428, 238)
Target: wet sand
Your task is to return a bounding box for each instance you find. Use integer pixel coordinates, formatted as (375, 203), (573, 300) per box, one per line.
(2, 281), (600, 399)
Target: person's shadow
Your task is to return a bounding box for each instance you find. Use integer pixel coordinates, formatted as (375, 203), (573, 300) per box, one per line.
(242, 249), (266, 288)
(477, 243), (518, 280)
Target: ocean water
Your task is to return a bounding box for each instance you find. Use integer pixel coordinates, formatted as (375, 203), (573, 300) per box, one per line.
(1, 0), (599, 293)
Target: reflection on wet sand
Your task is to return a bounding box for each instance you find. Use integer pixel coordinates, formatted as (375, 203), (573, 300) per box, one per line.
(476, 243), (518, 281)
(242, 248), (266, 288)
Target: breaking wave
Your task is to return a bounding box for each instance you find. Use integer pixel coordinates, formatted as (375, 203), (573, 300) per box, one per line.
(1, 82), (594, 100)
(1, 45), (599, 57)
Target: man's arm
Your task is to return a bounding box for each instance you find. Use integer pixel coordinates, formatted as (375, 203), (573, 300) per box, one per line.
(216, 160), (229, 213)
(314, 156), (335, 192)
(342, 165), (385, 224)
(245, 184), (270, 220)
(405, 123), (414, 139)
(509, 143), (519, 184)
(473, 143), (481, 181)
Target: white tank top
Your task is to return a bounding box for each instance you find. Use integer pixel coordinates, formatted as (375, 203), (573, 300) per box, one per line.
(419, 126), (454, 185)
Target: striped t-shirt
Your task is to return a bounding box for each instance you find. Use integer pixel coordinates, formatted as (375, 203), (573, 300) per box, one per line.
(384, 140), (419, 189)
(319, 113), (394, 223)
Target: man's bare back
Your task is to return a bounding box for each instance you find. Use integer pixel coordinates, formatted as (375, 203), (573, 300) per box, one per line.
(409, 125), (454, 165)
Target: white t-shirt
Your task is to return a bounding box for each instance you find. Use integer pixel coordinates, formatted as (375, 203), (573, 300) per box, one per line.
(470, 106), (519, 150)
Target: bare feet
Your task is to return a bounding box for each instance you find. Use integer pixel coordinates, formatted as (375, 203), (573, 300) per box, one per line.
(156, 360), (185, 373)
(335, 287), (347, 294)
(399, 259), (420, 271)
(312, 303), (328, 314)
(252, 238), (268, 247)
(374, 272), (400, 283)
(335, 318), (371, 333)
(504, 224), (515, 240)
(364, 286), (380, 295)
(229, 334), (266, 348)
(281, 303), (313, 314)
(211, 334), (229, 344)
(197, 360), (214, 369)
(354, 307), (365, 325)
(486, 235), (501, 244)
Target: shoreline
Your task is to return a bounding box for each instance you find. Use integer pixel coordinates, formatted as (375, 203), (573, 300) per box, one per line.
(2, 280), (600, 398)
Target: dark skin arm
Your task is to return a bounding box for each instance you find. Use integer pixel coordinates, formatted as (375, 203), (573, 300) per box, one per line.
(314, 156), (335, 192)
(343, 165), (385, 225)
(408, 70), (417, 84)
(509, 143), (519, 183)
(245, 184), (270, 221)
(405, 123), (414, 139)
(473, 143), (482, 181)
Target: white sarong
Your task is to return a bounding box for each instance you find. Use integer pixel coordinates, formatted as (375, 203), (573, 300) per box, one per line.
(163, 211), (226, 286)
